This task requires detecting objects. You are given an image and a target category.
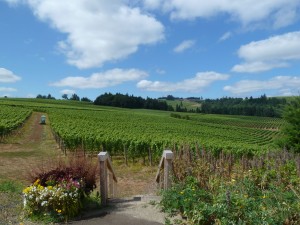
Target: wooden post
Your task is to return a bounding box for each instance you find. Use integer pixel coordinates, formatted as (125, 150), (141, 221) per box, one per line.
(163, 150), (174, 190)
(98, 152), (108, 206)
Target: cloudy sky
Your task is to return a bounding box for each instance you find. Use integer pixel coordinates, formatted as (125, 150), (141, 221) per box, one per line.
(1, 0), (300, 100)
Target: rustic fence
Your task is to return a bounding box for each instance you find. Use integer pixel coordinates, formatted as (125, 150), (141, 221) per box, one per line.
(155, 150), (174, 190)
(98, 152), (118, 206)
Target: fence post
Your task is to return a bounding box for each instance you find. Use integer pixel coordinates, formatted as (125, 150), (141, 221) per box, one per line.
(163, 150), (174, 190)
(98, 152), (108, 206)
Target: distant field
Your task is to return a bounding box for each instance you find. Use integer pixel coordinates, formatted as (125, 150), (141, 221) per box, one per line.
(0, 98), (284, 159)
(163, 99), (201, 110)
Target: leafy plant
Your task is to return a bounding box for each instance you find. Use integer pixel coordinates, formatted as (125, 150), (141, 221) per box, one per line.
(282, 96), (300, 152)
(161, 149), (300, 224)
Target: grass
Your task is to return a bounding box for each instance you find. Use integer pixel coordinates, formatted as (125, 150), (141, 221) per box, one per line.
(0, 151), (39, 158)
(164, 99), (201, 111)
(0, 180), (28, 225)
(112, 157), (158, 197)
(0, 180), (23, 193)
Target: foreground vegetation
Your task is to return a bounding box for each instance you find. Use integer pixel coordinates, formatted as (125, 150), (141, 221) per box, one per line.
(161, 148), (300, 224)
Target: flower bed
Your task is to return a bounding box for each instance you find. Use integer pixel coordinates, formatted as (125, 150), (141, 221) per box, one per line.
(22, 156), (98, 222)
(23, 178), (83, 221)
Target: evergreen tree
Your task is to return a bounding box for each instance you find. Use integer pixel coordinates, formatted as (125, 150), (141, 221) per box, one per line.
(282, 96), (300, 152)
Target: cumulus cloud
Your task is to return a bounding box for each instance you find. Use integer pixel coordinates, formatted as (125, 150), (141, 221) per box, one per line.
(232, 31), (300, 73)
(0, 87), (17, 92)
(159, 0), (300, 29)
(232, 62), (289, 73)
(173, 40), (196, 53)
(51, 68), (148, 89)
(224, 76), (300, 95)
(6, 0), (164, 69)
(0, 68), (21, 82)
(137, 71), (229, 92)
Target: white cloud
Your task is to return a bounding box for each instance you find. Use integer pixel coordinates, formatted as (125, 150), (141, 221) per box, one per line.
(174, 40), (196, 53)
(0, 68), (21, 82)
(224, 76), (300, 95)
(0, 87), (17, 92)
(219, 32), (232, 42)
(160, 0), (300, 29)
(51, 68), (148, 89)
(7, 0), (164, 69)
(232, 62), (289, 73)
(232, 31), (300, 73)
(137, 71), (229, 92)
(60, 89), (75, 95)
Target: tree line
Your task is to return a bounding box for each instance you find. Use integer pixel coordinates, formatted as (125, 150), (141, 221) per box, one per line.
(37, 93), (92, 102)
(94, 93), (174, 111)
(37, 92), (288, 118)
(198, 94), (286, 117)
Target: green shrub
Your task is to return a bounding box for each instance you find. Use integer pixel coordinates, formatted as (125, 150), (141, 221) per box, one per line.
(161, 176), (300, 224)
(161, 150), (300, 224)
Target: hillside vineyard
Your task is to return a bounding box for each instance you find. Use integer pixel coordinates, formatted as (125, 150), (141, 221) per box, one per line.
(0, 99), (284, 160)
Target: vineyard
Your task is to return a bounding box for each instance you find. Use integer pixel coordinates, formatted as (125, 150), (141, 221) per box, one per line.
(0, 98), (285, 161)
(0, 105), (32, 139)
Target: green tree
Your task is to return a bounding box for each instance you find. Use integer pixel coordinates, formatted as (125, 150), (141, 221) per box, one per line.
(282, 96), (300, 152)
(81, 97), (92, 102)
(62, 94), (68, 100)
(70, 93), (80, 101)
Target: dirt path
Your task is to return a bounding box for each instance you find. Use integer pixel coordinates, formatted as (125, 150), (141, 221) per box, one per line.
(0, 112), (59, 183)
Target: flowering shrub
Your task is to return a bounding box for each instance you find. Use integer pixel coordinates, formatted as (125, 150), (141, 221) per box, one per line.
(23, 178), (83, 221)
(23, 155), (98, 222)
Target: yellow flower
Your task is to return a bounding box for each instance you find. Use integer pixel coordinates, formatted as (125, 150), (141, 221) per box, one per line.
(23, 186), (31, 194)
(180, 191), (184, 195)
(262, 195), (267, 199)
(231, 178), (236, 183)
(34, 179), (40, 186)
(56, 209), (62, 213)
(48, 186), (53, 190)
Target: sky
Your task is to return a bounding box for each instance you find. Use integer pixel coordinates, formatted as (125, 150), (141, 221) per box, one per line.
(1, 0), (300, 100)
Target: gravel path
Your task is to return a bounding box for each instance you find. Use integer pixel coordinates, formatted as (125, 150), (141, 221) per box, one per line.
(69, 195), (166, 225)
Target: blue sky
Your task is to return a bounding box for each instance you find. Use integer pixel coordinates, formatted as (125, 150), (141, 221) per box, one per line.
(1, 0), (300, 100)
